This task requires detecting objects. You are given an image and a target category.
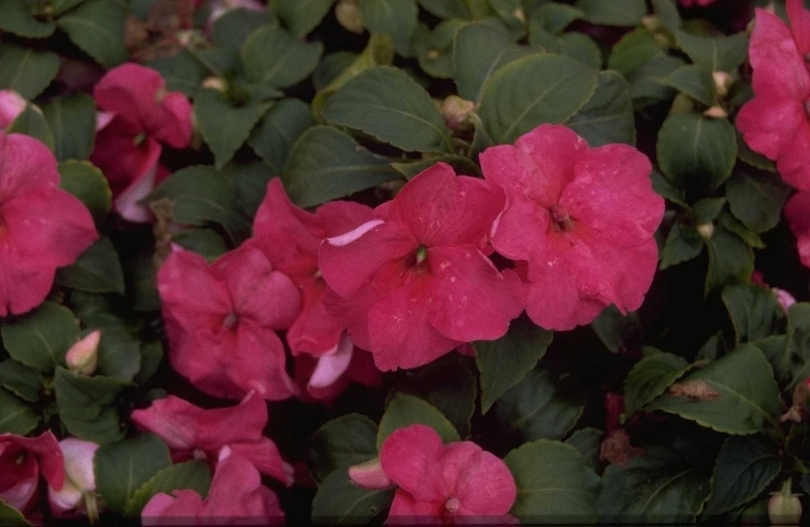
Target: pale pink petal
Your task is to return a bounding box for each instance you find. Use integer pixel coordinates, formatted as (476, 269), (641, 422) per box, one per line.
(307, 333), (354, 389)
(114, 162), (158, 223)
(0, 91), (26, 130)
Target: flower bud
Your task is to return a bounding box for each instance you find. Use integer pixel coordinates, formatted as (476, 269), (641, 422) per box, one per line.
(712, 71), (733, 97)
(348, 458), (393, 490)
(769, 480), (802, 525)
(440, 96), (476, 132)
(202, 77), (228, 92)
(66, 330), (101, 376)
(0, 90), (27, 130)
(49, 438), (100, 518)
(642, 15), (663, 32)
(697, 222), (714, 241)
(336, 0), (364, 34)
(773, 288), (797, 314)
(703, 105), (729, 119)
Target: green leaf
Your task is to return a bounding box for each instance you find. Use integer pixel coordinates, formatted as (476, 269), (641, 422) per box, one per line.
(124, 460), (212, 516)
(556, 33), (602, 69)
(311, 468), (395, 524)
(651, 0), (681, 33)
(453, 22), (533, 102)
(657, 112), (738, 193)
(1, 302), (80, 373)
(494, 368), (584, 442)
(0, 360), (43, 402)
(650, 170), (686, 206)
(697, 332), (726, 362)
(194, 88), (270, 169)
(474, 321), (553, 414)
(418, 0), (491, 19)
(282, 126), (399, 207)
(575, 0), (645, 26)
(0, 0), (55, 38)
(608, 28), (662, 78)
(94, 433), (173, 514)
(591, 305), (643, 354)
(42, 94), (97, 161)
(676, 30), (749, 73)
(146, 51), (208, 97)
(783, 303), (810, 390)
(650, 344), (784, 435)
(56, 238), (126, 295)
(565, 427), (603, 472)
(359, 0), (418, 57)
(628, 55), (685, 108)
(322, 66), (453, 153)
(412, 21), (462, 79)
(567, 71), (635, 147)
(94, 325), (142, 382)
(392, 155), (482, 179)
(54, 367), (129, 443)
(0, 388), (39, 435)
(658, 65), (715, 106)
(275, 0), (334, 36)
(691, 198), (726, 224)
(478, 53), (598, 145)
(0, 45), (60, 99)
(134, 341), (164, 385)
(505, 439), (600, 523)
(598, 446), (712, 523)
(7, 103), (54, 152)
(309, 414), (379, 482)
(530, 3), (584, 34)
(705, 226), (754, 296)
(241, 25), (324, 90)
(173, 229), (228, 261)
(722, 284), (782, 345)
(660, 221), (704, 270)
(393, 355), (477, 437)
(376, 392), (460, 449)
(702, 435), (782, 516)
(726, 167), (791, 233)
(223, 162), (274, 221)
(0, 498), (30, 527)
(624, 350), (690, 415)
(737, 132), (776, 172)
(248, 99), (314, 174)
(58, 161), (112, 225)
(314, 52), (358, 91)
(58, 0), (128, 68)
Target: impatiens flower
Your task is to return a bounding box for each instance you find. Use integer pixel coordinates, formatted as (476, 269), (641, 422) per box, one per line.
(0, 431), (65, 513)
(786, 191), (810, 270)
(678, 0), (718, 7)
(320, 163), (525, 371)
(736, 0), (810, 190)
(142, 447), (284, 526)
(48, 438), (99, 517)
(480, 125), (663, 331)
(0, 90), (26, 130)
(0, 132), (98, 316)
(158, 244), (301, 400)
(91, 63), (192, 222)
(374, 425), (517, 524)
(131, 392), (293, 485)
(250, 179), (382, 398)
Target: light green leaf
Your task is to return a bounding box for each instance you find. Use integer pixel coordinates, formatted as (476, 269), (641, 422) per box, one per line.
(275, 0), (335, 36)
(58, 0), (128, 68)
(58, 160), (112, 225)
(124, 460), (212, 516)
(248, 98), (315, 173)
(359, 0), (418, 57)
(0, 45), (60, 99)
(311, 468), (395, 524)
(376, 392), (460, 449)
(241, 25), (324, 89)
(624, 349), (690, 415)
(42, 94), (98, 161)
(1, 302), (80, 373)
(56, 238), (126, 295)
(309, 414), (379, 482)
(0, 498), (31, 526)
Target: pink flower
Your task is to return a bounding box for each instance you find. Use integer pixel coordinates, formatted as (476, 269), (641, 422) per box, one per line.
(319, 163), (525, 371)
(90, 63), (192, 222)
(480, 124), (663, 331)
(737, 0), (810, 190)
(131, 392), (293, 485)
(0, 90), (26, 130)
(0, 132), (98, 316)
(157, 244), (302, 400)
(250, 179), (382, 398)
(142, 447), (284, 526)
(0, 431), (65, 514)
(786, 190), (810, 271)
(678, 0), (718, 7)
(374, 425), (517, 524)
(48, 438), (99, 517)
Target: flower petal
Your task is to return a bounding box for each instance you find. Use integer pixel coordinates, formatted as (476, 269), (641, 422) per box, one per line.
(788, 0), (810, 55)
(777, 120), (810, 191)
(307, 334), (354, 389)
(439, 443), (516, 516)
(380, 425), (446, 502)
(737, 95), (806, 161)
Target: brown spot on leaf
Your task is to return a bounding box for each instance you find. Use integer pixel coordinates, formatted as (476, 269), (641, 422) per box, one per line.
(668, 381), (721, 401)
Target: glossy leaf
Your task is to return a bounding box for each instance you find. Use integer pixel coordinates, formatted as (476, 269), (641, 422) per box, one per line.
(309, 414), (379, 482)
(376, 392), (459, 449)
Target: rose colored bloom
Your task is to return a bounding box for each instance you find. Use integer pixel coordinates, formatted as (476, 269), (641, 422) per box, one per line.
(91, 63), (192, 222)
(480, 125), (663, 331)
(158, 244), (301, 400)
(737, 0), (810, 190)
(131, 392), (292, 485)
(0, 90), (26, 130)
(376, 425), (517, 524)
(48, 438), (99, 516)
(320, 163), (525, 371)
(250, 179), (382, 399)
(142, 447), (284, 526)
(0, 431), (65, 513)
(0, 132), (98, 316)
(786, 190), (810, 271)
(678, 0), (718, 7)
(750, 271), (797, 314)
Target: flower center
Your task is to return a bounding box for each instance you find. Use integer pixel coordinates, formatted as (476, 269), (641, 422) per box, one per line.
(192, 449), (207, 460)
(550, 204), (574, 231)
(133, 132), (147, 146)
(445, 497), (461, 514)
(223, 313), (238, 330)
(15, 453), (26, 465)
(415, 246), (428, 265)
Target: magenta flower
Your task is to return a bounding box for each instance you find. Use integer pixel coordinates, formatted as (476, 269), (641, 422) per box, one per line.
(0, 90), (26, 130)
(90, 63), (192, 222)
(377, 425), (516, 524)
(142, 447), (284, 525)
(131, 392), (292, 485)
(157, 244), (302, 400)
(737, 0), (810, 190)
(480, 124), (663, 331)
(48, 438), (99, 517)
(0, 431), (65, 514)
(0, 132), (98, 316)
(679, 0), (718, 7)
(319, 163), (525, 371)
(786, 191), (810, 271)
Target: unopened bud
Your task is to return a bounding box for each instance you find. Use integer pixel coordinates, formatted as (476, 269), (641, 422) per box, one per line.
(697, 223), (714, 241)
(440, 95), (476, 132)
(773, 288), (797, 314)
(66, 330), (101, 376)
(642, 15), (663, 32)
(348, 458), (393, 490)
(0, 90), (27, 130)
(202, 77), (228, 92)
(769, 480), (802, 525)
(703, 105), (728, 119)
(512, 8), (525, 23)
(336, 0), (364, 34)
(712, 71), (733, 97)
